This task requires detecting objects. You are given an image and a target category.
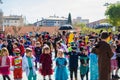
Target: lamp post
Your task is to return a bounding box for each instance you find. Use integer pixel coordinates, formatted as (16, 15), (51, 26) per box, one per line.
(104, 2), (111, 32)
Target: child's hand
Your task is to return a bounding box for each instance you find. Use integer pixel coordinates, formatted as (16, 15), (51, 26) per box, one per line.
(39, 64), (42, 69)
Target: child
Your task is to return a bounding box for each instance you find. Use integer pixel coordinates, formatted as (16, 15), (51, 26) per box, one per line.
(11, 48), (22, 80)
(111, 45), (118, 79)
(34, 41), (42, 69)
(22, 48), (37, 80)
(55, 49), (68, 80)
(65, 46), (81, 80)
(89, 52), (99, 80)
(80, 48), (89, 80)
(39, 45), (53, 80)
(0, 47), (11, 80)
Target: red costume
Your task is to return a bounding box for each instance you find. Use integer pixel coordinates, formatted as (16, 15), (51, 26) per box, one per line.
(0, 56), (10, 75)
(12, 56), (22, 79)
(39, 54), (53, 76)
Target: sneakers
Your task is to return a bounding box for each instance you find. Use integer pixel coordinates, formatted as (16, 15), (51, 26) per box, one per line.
(113, 75), (120, 79)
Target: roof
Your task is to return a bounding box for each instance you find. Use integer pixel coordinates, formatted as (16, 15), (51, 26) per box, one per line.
(4, 26), (81, 35)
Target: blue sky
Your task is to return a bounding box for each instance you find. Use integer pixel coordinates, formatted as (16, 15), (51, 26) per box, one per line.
(0, 0), (119, 23)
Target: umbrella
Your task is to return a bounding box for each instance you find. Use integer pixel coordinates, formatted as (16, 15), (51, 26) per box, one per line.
(95, 23), (112, 29)
(59, 25), (73, 30)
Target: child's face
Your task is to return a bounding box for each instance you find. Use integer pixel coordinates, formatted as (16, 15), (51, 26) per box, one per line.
(36, 43), (41, 47)
(58, 52), (63, 57)
(26, 52), (32, 57)
(13, 44), (17, 48)
(3, 51), (7, 56)
(45, 49), (50, 54)
(83, 50), (88, 55)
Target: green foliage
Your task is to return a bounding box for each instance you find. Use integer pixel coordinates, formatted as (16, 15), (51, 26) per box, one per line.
(74, 23), (117, 34)
(67, 13), (72, 25)
(105, 2), (120, 26)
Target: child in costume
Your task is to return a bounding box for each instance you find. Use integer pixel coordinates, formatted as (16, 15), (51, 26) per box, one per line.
(65, 45), (81, 80)
(22, 48), (37, 80)
(0, 47), (11, 80)
(80, 48), (89, 80)
(89, 52), (99, 80)
(39, 45), (53, 80)
(34, 41), (42, 69)
(111, 45), (118, 79)
(55, 49), (68, 80)
(11, 48), (22, 80)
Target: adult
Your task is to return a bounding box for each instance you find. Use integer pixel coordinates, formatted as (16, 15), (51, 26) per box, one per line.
(92, 32), (113, 80)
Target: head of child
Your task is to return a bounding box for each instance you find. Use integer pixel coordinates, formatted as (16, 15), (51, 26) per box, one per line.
(67, 43), (71, 47)
(57, 49), (64, 58)
(1, 47), (9, 56)
(81, 47), (88, 55)
(71, 46), (77, 52)
(14, 48), (21, 56)
(26, 48), (32, 57)
(13, 42), (19, 48)
(42, 45), (50, 54)
(36, 41), (41, 47)
(111, 44), (116, 52)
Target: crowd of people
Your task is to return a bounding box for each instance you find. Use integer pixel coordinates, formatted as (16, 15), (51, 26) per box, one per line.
(0, 30), (120, 80)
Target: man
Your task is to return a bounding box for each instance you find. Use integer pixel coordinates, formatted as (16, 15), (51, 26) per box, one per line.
(92, 32), (113, 80)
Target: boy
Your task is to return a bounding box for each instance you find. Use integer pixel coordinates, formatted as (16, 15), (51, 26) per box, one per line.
(22, 48), (37, 80)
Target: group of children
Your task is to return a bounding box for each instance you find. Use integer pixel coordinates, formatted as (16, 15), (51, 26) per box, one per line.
(0, 41), (90, 80)
(0, 31), (120, 80)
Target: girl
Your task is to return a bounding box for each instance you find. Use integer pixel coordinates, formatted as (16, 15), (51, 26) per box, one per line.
(55, 49), (68, 80)
(80, 48), (89, 80)
(39, 45), (53, 80)
(0, 47), (11, 80)
(22, 48), (37, 80)
(111, 45), (118, 79)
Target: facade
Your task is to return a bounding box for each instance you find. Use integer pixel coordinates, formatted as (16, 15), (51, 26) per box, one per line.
(87, 19), (107, 28)
(34, 16), (68, 27)
(73, 17), (89, 25)
(3, 15), (24, 27)
(0, 9), (3, 32)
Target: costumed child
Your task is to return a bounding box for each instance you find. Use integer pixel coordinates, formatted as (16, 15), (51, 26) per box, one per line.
(80, 48), (89, 80)
(39, 45), (53, 80)
(0, 47), (11, 80)
(55, 49), (68, 80)
(89, 51), (99, 80)
(34, 41), (42, 69)
(65, 43), (81, 80)
(111, 44), (118, 79)
(11, 48), (22, 80)
(22, 48), (37, 80)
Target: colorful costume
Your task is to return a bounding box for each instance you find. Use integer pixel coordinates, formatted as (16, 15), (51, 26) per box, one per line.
(22, 55), (36, 80)
(55, 58), (68, 80)
(89, 53), (99, 80)
(80, 54), (89, 80)
(39, 54), (53, 76)
(0, 56), (10, 75)
(12, 56), (22, 79)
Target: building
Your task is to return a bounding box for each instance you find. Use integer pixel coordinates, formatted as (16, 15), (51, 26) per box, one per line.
(0, 9), (3, 32)
(3, 15), (24, 27)
(34, 15), (68, 27)
(73, 17), (89, 25)
(87, 19), (107, 28)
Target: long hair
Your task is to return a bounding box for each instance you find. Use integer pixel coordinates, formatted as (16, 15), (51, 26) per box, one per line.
(42, 45), (50, 54)
(1, 47), (9, 56)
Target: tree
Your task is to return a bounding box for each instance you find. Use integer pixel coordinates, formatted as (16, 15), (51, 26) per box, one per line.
(105, 2), (120, 26)
(67, 13), (72, 25)
(12, 26), (22, 37)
